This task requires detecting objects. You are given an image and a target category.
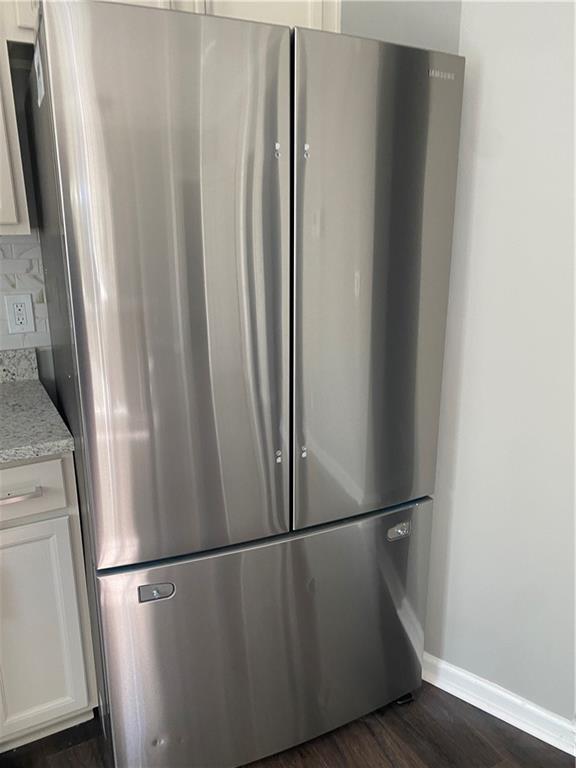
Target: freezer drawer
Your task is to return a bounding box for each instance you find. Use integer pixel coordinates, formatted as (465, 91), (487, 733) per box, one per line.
(37, 2), (291, 568)
(293, 29), (464, 529)
(97, 500), (433, 768)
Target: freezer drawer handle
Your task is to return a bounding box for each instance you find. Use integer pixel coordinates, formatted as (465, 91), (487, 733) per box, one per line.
(387, 521), (411, 541)
(138, 583), (176, 603)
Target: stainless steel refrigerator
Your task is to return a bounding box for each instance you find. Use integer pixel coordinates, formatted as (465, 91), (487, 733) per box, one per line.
(30, 2), (464, 766)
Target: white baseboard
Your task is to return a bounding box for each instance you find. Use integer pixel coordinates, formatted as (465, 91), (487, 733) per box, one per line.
(0, 708), (94, 753)
(422, 653), (575, 757)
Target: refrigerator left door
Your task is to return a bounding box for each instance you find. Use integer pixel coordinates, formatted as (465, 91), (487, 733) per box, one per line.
(36, 2), (291, 568)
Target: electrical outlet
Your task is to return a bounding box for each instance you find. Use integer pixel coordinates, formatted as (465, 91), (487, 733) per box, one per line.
(4, 294), (35, 334)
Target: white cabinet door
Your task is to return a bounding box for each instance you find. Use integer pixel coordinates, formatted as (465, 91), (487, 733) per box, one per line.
(206, 0), (340, 30)
(0, 516), (89, 739)
(0, 75), (18, 226)
(0, 0), (33, 234)
(13, 1), (39, 34)
(171, 0), (207, 12)
(0, 2), (38, 44)
(97, 0), (171, 7)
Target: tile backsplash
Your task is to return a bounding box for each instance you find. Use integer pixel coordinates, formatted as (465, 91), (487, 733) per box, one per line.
(0, 232), (52, 351)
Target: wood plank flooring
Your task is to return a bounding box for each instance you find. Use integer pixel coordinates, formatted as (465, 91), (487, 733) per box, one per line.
(0, 684), (571, 768)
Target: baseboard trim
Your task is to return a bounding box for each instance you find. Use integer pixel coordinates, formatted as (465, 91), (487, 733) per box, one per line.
(422, 653), (575, 756)
(0, 708), (94, 753)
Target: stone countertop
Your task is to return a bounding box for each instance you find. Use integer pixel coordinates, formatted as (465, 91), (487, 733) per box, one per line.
(0, 379), (74, 464)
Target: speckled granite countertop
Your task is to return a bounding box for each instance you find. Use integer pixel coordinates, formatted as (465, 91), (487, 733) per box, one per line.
(0, 350), (74, 464)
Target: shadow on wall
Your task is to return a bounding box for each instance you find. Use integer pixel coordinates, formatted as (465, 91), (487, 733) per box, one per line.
(422, 35), (480, 664)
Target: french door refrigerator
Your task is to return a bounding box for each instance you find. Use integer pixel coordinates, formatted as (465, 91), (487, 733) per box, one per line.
(30, 3), (464, 767)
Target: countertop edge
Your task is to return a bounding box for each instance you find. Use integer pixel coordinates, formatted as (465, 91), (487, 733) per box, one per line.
(0, 438), (75, 466)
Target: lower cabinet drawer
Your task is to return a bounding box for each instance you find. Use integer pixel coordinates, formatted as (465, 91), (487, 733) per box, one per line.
(0, 515), (89, 741)
(0, 459), (66, 524)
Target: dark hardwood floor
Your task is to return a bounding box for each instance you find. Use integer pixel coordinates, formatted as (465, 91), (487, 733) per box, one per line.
(0, 684), (571, 768)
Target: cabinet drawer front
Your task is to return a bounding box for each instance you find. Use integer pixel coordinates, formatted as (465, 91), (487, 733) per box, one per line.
(0, 460), (66, 524)
(0, 516), (89, 741)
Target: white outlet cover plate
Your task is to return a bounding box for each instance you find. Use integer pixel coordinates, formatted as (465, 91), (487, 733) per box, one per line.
(4, 294), (35, 334)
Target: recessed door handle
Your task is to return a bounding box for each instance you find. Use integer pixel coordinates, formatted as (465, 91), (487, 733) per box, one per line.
(0, 486), (42, 505)
(139, 583), (176, 603)
(387, 521), (411, 541)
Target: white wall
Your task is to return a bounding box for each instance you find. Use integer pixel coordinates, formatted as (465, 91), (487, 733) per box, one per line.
(342, 0), (575, 722)
(427, 1), (574, 720)
(341, 1), (461, 53)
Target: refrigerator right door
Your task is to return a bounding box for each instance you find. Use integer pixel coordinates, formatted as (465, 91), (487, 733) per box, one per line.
(293, 29), (464, 529)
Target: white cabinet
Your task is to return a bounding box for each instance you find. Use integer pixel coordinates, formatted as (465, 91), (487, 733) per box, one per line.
(205, 0), (340, 30)
(0, 516), (89, 739)
(0, 459), (67, 523)
(100, 0), (172, 7)
(0, 2), (38, 44)
(98, 0), (339, 28)
(0, 65), (19, 229)
(0, 1), (38, 235)
(96, 0), (206, 12)
(0, 455), (97, 752)
(172, 0), (207, 11)
(13, 1), (39, 34)
(100, 0), (340, 26)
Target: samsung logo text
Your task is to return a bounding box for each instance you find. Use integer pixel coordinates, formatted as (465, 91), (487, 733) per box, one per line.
(428, 68), (455, 81)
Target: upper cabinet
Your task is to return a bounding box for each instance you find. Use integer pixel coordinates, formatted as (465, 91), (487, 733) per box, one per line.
(172, 1), (208, 11)
(1, 1), (38, 44)
(102, 0), (172, 7)
(105, 0), (340, 28)
(13, 1), (39, 33)
(0, 61), (20, 231)
(206, 1), (340, 31)
(0, 2), (38, 236)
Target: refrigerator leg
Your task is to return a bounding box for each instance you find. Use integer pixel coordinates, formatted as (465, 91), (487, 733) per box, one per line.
(395, 691), (416, 706)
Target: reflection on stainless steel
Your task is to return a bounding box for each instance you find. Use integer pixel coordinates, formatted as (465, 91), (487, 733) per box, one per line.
(293, 29), (464, 529)
(98, 501), (433, 768)
(41, 2), (291, 568)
